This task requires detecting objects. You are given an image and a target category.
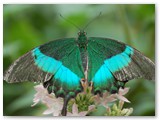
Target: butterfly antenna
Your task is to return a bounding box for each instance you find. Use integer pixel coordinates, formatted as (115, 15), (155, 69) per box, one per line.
(59, 14), (81, 31)
(83, 12), (102, 30)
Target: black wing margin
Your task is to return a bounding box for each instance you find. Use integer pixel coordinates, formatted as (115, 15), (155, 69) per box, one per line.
(114, 48), (155, 82)
(3, 51), (53, 83)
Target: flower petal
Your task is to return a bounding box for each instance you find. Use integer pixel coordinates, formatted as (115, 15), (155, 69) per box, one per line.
(32, 84), (50, 106)
(33, 84), (63, 116)
(119, 87), (130, 95)
(53, 110), (61, 116)
(106, 94), (117, 102)
(103, 91), (109, 98)
(116, 94), (130, 103)
(72, 103), (78, 114)
(67, 112), (73, 116)
(94, 95), (101, 104)
(88, 105), (95, 112)
(31, 99), (40, 107)
(79, 111), (88, 116)
(43, 108), (54, 115)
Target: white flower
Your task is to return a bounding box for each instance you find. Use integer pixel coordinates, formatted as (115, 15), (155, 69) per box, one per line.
(31, 84), (63, 116)
(31, 84), (50, 106)
(94, 91), (117, 108)
(43, 96), (63, 116)
(67, 103), (95, 116)
(115, 87), (130, 103)
(94, 87), (130, 108)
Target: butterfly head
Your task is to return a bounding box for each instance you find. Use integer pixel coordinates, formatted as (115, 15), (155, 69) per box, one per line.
(78, 30), (87, 37)
(77, 31), (88, 48)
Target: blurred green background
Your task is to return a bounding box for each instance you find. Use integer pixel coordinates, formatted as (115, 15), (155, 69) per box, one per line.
(3, 4), (155, 116)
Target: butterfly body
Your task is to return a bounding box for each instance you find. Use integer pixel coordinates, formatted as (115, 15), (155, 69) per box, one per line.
(4, 31), (155, 116)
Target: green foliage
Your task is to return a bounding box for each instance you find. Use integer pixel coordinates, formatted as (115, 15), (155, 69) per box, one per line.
(3, 4), (155, 116)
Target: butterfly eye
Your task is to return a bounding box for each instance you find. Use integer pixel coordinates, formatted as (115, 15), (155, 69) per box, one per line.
(84, 32), (87, 35)
(78, 31), (81, 35)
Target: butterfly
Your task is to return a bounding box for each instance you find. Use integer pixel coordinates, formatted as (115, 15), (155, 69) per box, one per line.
(4, 30), (155, 116)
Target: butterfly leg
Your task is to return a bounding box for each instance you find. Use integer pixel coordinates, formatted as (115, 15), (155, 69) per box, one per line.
(43, 78), (82, 116)
(61, 95), (71, 116)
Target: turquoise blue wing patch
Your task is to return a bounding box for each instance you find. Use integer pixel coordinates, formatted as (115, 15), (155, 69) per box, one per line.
(92, 63), (115, 89)
(32, 47), (81, 91)
(104, 46), (134, 72)
(32, 47), (62, 74)
(91, 45), (133, 91)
